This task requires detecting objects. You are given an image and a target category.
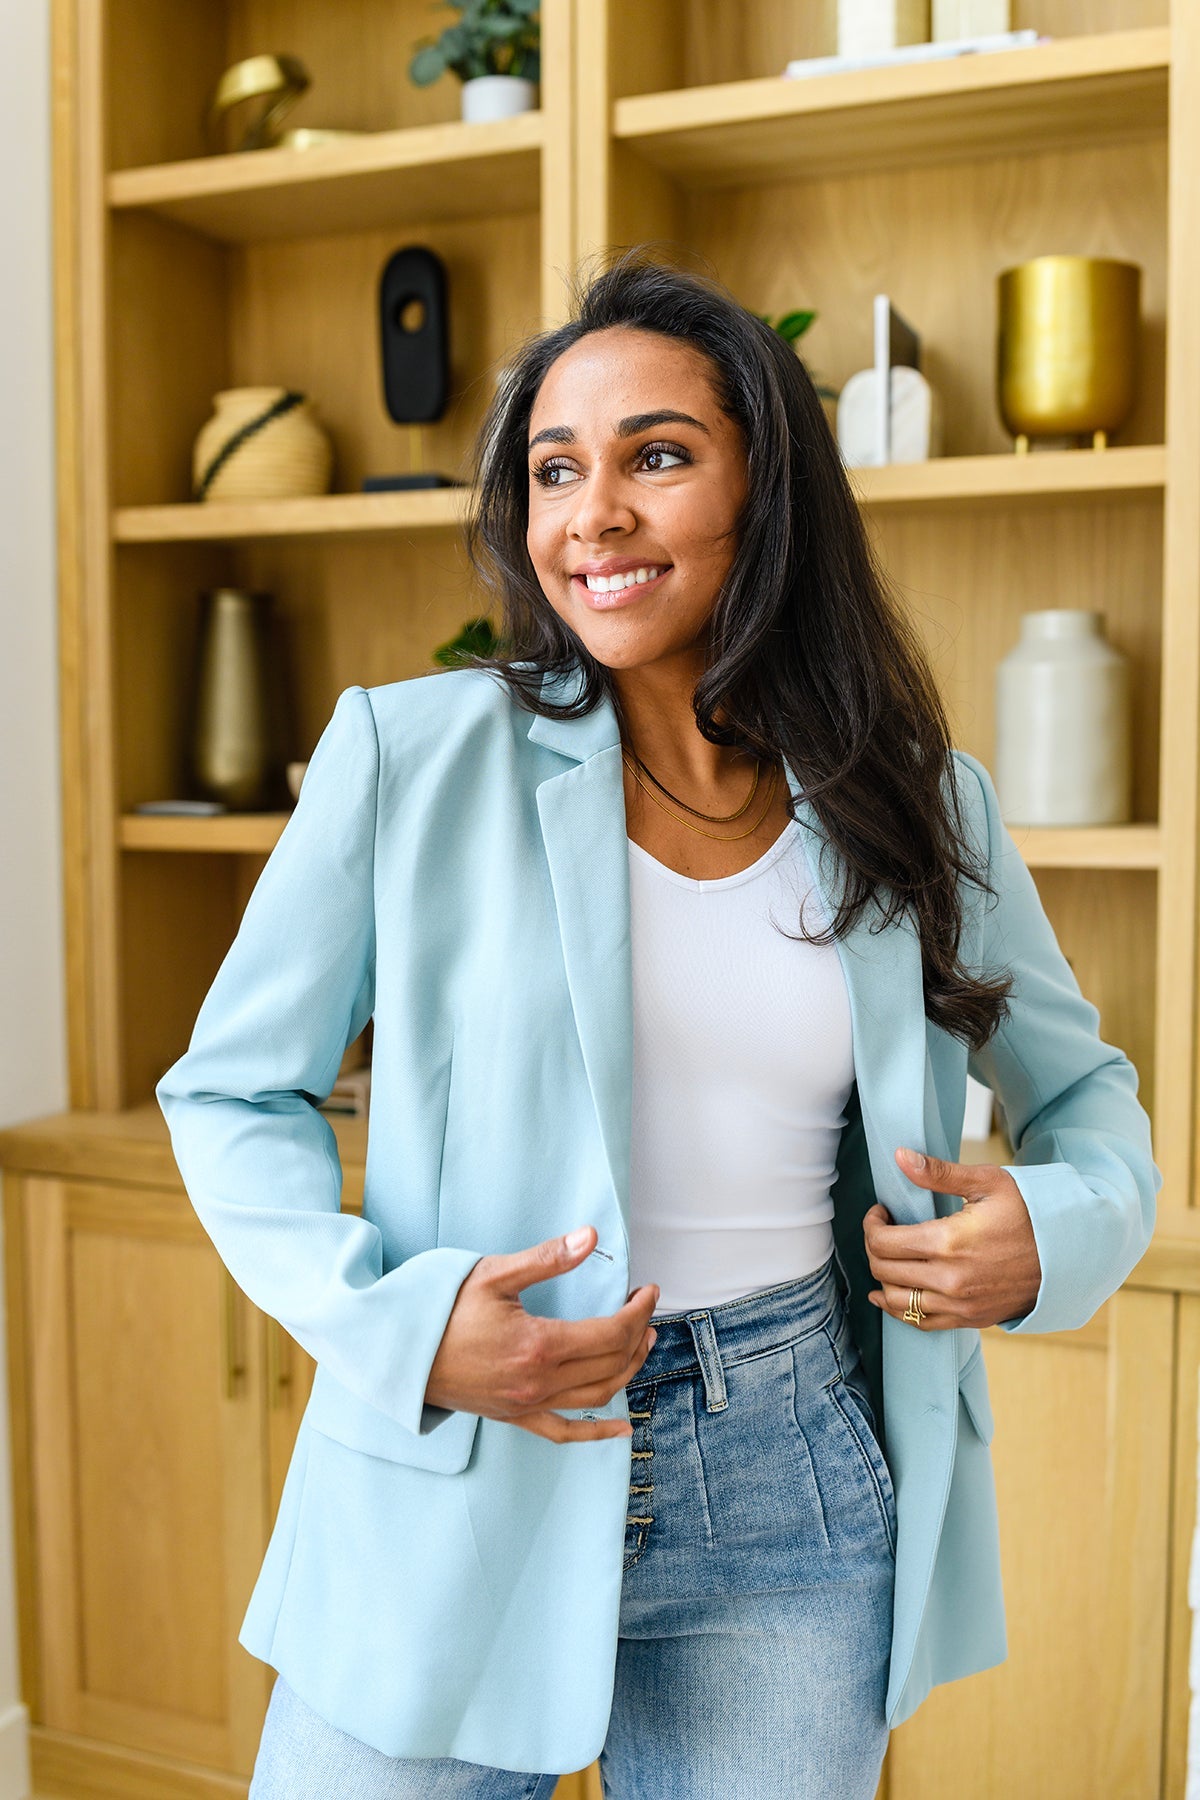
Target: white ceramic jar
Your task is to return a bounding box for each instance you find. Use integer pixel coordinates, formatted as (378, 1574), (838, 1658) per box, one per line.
(994, 609), (1132, 826)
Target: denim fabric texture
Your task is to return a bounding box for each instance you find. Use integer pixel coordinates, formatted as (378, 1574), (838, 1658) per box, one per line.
(249, 1254), (894, 1799)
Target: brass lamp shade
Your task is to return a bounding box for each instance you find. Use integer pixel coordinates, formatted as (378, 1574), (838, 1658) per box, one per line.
(996, 256), (1141, 451)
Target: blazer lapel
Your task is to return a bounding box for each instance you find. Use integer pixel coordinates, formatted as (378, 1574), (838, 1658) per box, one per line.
(528, 669), (633, 1248)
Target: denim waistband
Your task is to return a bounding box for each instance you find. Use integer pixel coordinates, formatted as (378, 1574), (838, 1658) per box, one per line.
(637, 1253), (847, 1414)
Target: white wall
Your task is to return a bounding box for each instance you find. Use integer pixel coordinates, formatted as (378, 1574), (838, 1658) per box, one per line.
(0, 3), (67, 1795)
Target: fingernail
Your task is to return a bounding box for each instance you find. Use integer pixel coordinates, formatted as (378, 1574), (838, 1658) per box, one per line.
(647, 1329), (658, 1347)
(565, 1227), (591, 1253)
(904, 1148), (927, 1169)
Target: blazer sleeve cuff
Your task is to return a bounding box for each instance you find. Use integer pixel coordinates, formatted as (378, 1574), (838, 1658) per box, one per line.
(995, 1155), (1156, 1335)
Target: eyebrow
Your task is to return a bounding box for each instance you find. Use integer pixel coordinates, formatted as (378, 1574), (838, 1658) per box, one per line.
(527, 409), (711, 452)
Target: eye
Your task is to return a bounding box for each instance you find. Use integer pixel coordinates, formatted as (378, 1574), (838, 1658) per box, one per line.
(638, 441), (691, 472)
(532, 441), (694, 489)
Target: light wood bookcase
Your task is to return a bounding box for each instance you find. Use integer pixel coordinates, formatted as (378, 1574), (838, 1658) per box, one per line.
(4, 0), (1200, 1794)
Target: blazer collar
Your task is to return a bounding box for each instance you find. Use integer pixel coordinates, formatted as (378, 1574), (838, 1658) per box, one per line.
(526, 666), (935, 1241)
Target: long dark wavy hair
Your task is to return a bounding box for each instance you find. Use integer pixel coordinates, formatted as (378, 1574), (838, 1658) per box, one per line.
(462, 246), (1012, 1052)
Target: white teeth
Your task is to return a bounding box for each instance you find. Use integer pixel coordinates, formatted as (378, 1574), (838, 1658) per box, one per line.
(584, 566), (663, 592)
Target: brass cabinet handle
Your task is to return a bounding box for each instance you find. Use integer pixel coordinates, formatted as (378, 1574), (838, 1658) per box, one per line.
(220, 1270), (247, 1399)
(267, 1317), (293, 1410)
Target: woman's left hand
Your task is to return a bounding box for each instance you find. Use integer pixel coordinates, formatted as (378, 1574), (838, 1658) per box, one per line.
(862, 1147), (1042, 1329)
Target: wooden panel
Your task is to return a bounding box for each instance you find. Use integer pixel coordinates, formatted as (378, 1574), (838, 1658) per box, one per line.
(114, 487), (471, 542)
(21, 1177), (269, 1771)
(1166, 1293), (1200, 1798)
(887, 1289), (1173, 1796)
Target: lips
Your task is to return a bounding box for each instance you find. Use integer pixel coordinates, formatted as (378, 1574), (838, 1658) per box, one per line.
(571, 565), (672, 609)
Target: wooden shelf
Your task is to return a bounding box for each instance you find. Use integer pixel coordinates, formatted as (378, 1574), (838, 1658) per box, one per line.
(113, 487), (472, 544)
(1007, 824), (1161, 870)
(614, 29), (1169, 186)
(119, 813), (293, 853)
(106, 111), (544, 243)
(118, 812), (1161, 870)
(848, 445), (1166, 509)
(113, 449), (1165, 545)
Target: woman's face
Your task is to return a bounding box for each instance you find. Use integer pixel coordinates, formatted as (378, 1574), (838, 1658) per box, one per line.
(525, 325), (749, 676)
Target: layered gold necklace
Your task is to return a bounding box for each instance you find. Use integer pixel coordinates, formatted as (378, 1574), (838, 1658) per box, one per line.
(621, 743), (780, 842)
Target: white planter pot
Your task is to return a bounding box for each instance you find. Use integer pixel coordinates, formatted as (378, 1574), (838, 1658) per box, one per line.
(460, 76), (538, 123)
(995, 609), (1132, 826)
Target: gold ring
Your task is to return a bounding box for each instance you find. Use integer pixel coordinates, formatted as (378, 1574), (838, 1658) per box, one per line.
(903, 1287), (927, 1327)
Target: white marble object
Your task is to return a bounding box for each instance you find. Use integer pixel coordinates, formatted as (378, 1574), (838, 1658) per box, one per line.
(837, 365), (942, 466)
(837, 0), (930, 57)
(995, 610), (1132, 826)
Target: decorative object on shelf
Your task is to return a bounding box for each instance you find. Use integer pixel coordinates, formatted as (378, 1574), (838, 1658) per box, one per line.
(933, 0), (1009, 38)
(995, 609), (1132, 826)
(366, 245), (460, 491)
(132, 798), (227, 816)
(837, 0), (929, 58)
(997, 255), (1142, 453)
(286, 761), (309, 800)
(192, 387), (334, 501)
(783, 26), (1041, 79)
(837, 295), (942, 467)
(433, 615), (502, 667)
(205, 54), (366, 153)
(409, 0), (541, 123)
(188, 588), (293, 811)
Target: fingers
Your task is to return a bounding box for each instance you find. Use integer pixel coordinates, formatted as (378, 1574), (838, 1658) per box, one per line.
(544, 1327), (659, 1411)
(515, 1411), (637, 1443)
(484, 1226), (600, 1297)
(868, 1282), (960, 1330)
(895, 1147), (996, 1198)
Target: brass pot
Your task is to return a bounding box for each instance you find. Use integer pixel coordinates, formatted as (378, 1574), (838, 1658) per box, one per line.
(996, 256), (1141, 451)
(189, 589), (291, 810)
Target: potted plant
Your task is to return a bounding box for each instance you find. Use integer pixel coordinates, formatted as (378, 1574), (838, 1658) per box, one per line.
(410, 0), (541, 124)
(761, 308), (840, 430)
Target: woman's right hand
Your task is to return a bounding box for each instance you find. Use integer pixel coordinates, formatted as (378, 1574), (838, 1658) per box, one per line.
(423, 1225), (659, 1442)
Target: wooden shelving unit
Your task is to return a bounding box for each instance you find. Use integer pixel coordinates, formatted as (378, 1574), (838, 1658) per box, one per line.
(6, 2), (1198, 1797)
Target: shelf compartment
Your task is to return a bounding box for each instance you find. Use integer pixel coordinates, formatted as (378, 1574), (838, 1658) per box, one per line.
(106, 112), (545, 244)
(114, 488), (472, 544)
(849, 446), (1166, 509)
(119, 814), (1161, 870)
(614, 29), (1169, 186)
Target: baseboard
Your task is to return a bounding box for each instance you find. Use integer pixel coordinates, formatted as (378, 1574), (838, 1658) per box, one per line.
(0, 1703), (30, 1800)
(28, 1729), (245, 1799)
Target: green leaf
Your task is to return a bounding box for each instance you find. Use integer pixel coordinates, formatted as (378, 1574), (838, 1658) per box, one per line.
(409, 43), (447, 83)
(774, 309), (817, 341)
(432, 616), (501, 667)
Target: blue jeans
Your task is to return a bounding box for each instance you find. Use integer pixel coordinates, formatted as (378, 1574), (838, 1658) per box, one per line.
(250, 1253), (895, 1799)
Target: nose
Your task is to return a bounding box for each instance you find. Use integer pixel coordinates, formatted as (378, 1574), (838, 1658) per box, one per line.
(566, 458), (638, 544)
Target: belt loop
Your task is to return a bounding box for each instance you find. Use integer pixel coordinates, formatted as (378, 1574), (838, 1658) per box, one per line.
(686, 1311), (728, 1413)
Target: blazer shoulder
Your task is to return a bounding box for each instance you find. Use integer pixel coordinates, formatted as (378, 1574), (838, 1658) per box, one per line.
(946, 748), (997, 864)
(361, 665), (519, 749)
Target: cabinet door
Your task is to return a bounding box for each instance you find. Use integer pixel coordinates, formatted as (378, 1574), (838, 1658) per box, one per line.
(884, 1289), (1174, 1798)
(17, 1173), (271, 1776)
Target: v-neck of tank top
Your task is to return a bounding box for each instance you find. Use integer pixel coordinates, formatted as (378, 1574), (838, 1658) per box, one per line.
(626, 817), (803, 892)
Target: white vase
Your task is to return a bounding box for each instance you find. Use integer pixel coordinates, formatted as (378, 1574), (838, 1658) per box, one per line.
(460, 76), (538, 123)
(995, 610), (1132, 826)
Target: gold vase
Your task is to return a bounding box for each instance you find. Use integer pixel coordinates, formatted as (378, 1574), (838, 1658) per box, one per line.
(996, 256), (1141, 452)
(189, 589), (290, 810)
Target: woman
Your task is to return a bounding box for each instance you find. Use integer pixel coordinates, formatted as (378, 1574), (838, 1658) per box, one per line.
(157, 249), (1160, 1798)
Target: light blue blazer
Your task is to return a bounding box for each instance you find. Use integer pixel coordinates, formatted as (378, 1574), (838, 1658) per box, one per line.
(156, 663), (1160, 1775)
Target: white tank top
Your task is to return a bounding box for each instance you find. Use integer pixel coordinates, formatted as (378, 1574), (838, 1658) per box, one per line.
(626, 818), (855, 1314)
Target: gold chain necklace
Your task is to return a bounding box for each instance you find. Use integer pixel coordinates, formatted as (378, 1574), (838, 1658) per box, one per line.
(625, 745), (762, 821)
(622, 746), (780, 841)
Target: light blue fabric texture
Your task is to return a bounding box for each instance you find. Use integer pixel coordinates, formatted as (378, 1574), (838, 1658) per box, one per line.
(156, 662), (1161, 1775)
(249, 1255), (894, 1797)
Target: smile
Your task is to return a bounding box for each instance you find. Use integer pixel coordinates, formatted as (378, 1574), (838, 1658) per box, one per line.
(572, 566), (672, 608)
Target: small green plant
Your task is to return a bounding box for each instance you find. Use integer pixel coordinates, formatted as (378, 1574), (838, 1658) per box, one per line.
(432, 615), (504, 668)
(760, 308), (837, 402)
(410, 0), (541, 88)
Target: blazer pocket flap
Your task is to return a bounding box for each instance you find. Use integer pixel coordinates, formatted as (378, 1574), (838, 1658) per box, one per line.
(304, 1362), (480, 1473)
(957, 1345), (995, 1444)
